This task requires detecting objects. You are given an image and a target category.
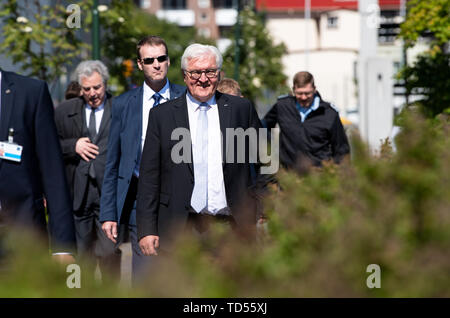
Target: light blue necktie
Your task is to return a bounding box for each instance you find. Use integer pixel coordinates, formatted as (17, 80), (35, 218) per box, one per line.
(191, 102), (209, 213)
(153, 92), (162, 106)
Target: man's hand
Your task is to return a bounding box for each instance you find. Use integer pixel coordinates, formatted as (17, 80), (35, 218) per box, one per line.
(102, 221), (118, 243)
(52, 254), (76, 264)
(75, 137), (99, 161)
(139, 235), (159, 256)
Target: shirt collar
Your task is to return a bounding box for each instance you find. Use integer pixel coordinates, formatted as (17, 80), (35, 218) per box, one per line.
(186, 92), (216, 111)
(143, 79), (170, 101)
(85, 97), (106, 112)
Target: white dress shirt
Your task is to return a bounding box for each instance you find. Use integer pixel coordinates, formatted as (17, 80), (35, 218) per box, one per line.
(186, 93), (228, 215)
(85, 101), (105, 134)
(141, 80), (170, 151)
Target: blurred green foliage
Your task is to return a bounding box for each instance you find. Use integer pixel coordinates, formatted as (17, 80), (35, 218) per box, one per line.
(1, 110), (448, 297)
(222, 6), (288, 105)
(0, 0), (209, 93)
(398, 0), (450, 117)
(98, 0), (211, 94)
(0, 0), (89, 83)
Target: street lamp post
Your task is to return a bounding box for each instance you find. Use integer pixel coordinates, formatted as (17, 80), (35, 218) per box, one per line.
(92, 0), (100, 60)
(233, 0), (241, 82)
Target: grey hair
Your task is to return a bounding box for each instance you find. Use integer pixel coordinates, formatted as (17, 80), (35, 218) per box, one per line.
(74, 60), (109, 85)
(181, 43), (223, 70)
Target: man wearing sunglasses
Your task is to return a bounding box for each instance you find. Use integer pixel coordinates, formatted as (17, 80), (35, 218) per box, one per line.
(100, 35), (185, 284)
(263, 71), (350, 170)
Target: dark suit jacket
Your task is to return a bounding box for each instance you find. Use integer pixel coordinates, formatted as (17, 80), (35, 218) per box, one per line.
(136, 91), (263, 248)
(54, 94), (112, 211)
(100, 82), (185, 226)
(0, 70), (75, 251)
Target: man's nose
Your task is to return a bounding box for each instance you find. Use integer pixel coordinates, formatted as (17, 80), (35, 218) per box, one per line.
(199, 72), (209, 81)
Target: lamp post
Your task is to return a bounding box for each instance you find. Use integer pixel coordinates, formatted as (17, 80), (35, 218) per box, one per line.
(233, 0), (241, 82)
(92, 0), (100, 60)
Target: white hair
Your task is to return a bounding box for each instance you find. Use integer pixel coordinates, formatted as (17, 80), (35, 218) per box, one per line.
(74, 60), (109, 84)
(181, 43), (223, 70)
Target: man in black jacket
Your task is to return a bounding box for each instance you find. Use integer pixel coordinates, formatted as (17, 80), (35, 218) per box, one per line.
(55, 60), (120, 280)
(263, 71), (350, 170)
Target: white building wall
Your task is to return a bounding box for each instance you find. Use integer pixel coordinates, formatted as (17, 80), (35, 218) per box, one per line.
(320, 10), (360, 50)
(266, 16), (319, 52)
(266, 11), (359, 116)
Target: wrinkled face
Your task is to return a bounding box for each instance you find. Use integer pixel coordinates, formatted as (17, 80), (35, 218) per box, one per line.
(293, 83), (316, 107)
(80, 71), (106, 108)
(183, 54), (220, 103)
(137, 44), (170, 84)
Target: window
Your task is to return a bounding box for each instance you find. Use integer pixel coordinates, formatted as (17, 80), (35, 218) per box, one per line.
(200, 12), (209, 23)
(327, 16), (338, 29)
(162, 0), (187, 9)
(213, 0), (234, 8)
(198, 28), (211, 38)
(198, 0), (210, 9)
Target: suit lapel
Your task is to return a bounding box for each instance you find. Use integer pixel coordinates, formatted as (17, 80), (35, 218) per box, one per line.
(172, 93), (193, 175)
(216, 92), (232, 166)
(129, 86), (143, 159)
(73, 99), (85, 137)
(94, 97), (111, 143)
(0, 72), (15, 142)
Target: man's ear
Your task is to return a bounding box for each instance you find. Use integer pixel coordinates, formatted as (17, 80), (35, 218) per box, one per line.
(137, 59), (143, 71)
(167, 57), (170, 67)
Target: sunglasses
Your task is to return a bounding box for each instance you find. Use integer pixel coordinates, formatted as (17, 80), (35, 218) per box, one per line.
(141, 55), (168, 65)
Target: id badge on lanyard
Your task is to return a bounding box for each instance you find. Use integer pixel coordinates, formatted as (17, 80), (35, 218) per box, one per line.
(0, 128), (23, 162)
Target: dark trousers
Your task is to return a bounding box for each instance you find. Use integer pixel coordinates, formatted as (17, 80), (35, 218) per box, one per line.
(118, 175), (153, 287)
(74, 178), (121, 281)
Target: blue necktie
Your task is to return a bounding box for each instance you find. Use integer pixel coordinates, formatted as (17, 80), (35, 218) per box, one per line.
(153, 92), (162, 106)
(191, 102), (209, 213)
(133, 93), (163, 177)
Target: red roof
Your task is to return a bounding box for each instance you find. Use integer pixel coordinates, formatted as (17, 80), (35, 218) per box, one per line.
(255, 0), (403, 11)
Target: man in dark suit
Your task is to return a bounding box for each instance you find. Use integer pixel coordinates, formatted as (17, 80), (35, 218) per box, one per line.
(137, 43), (263, 256)
(55, 60), (120, 279)
(100, 36), (185, 281)
(263, 71), (350, 170)
(0, 69), (75, 261)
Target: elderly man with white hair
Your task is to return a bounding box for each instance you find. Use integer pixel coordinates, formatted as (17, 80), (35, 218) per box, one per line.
(54, 60), (121, 282)
(136, 43), (266, 256)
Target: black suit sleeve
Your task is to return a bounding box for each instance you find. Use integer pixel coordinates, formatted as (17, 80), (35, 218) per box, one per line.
(35, 82), (76, 251)
(262, 102), (278, 129)
(54, 106), (79, 161)
(330, 114), (350, 163)
(136, 108), (161, 239)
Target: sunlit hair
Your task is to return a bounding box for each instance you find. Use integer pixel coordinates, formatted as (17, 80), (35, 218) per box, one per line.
(181, 43), (223, 71)
(136, 35), (169, 59)
(218, 78), (242, 97)
(293, 71), (315, 88)
(74, 60), (109, 85)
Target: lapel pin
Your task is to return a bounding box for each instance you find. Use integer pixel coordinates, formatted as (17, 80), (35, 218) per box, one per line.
(5, 89), (11, 94)
(224, 103), (228, 107)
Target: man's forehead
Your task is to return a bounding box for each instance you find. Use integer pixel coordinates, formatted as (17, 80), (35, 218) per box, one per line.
(140, 44), (166, 55)
(294, 83), (314, 90)
(187, 55), (216, 67)
(80, 76), (103, 88)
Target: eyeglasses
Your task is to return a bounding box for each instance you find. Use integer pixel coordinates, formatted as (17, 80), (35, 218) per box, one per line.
(184, 69), (219, 80)
(141, 55), (168, 65)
